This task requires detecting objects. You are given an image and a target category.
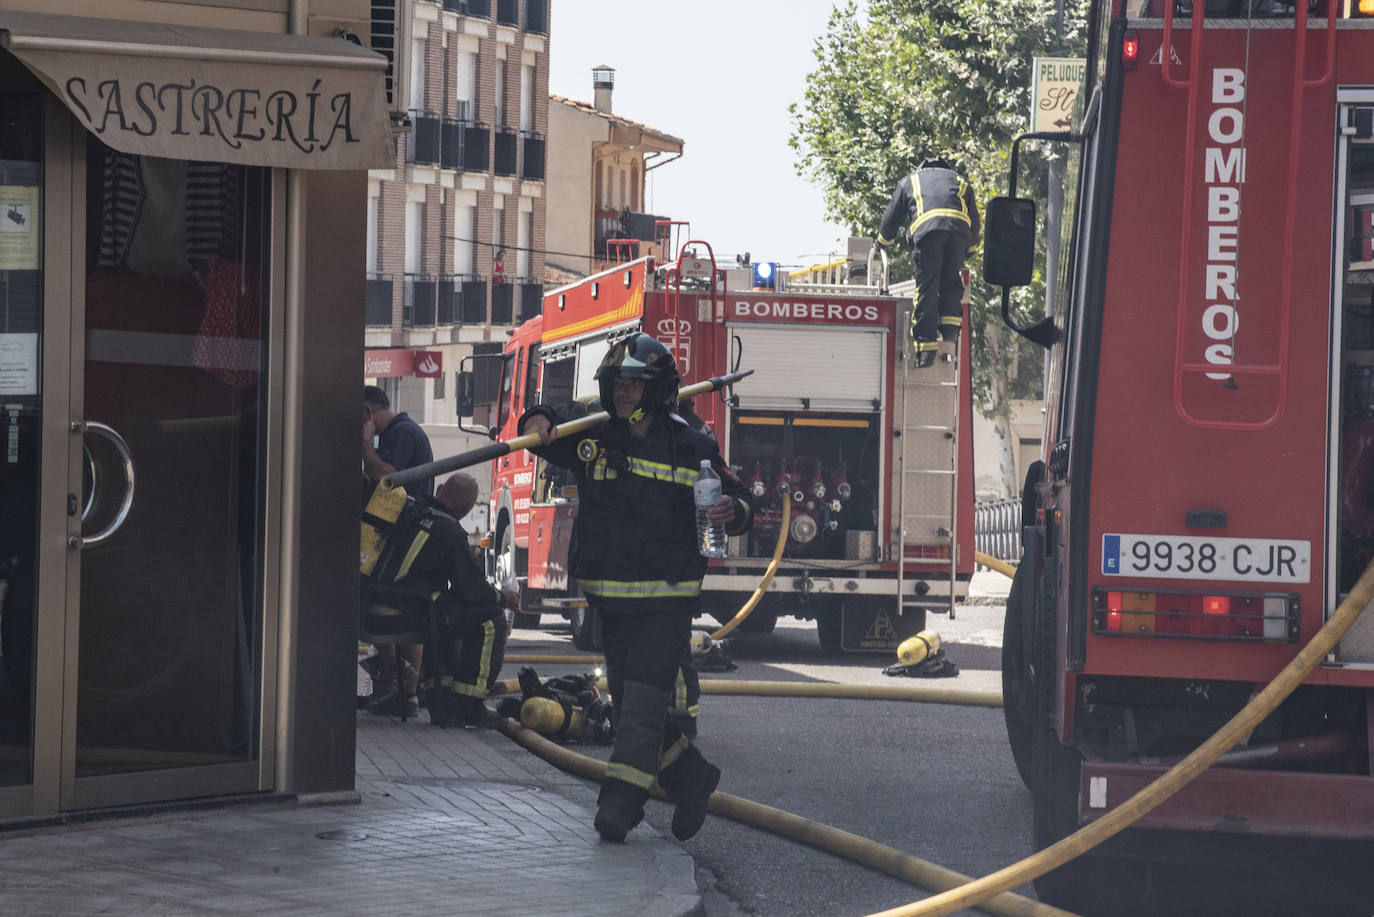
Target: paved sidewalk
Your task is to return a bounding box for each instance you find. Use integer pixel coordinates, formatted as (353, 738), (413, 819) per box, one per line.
(0, 714), (701, 917)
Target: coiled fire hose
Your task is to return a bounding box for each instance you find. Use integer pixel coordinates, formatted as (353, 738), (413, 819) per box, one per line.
(495, 715), (1075, 917)
(867, 556), (1374, 917)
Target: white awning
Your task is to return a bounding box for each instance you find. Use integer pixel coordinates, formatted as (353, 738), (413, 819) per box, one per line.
(0, 11), (394, 170)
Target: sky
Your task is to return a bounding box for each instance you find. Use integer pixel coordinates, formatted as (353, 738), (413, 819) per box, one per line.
(547, 0), (853, 269)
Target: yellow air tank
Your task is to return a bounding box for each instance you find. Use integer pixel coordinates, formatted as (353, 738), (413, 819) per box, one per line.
(896, 631), (942, 667)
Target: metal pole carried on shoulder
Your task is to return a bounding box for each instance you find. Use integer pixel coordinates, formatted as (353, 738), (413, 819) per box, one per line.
(384, 369), (755, 488)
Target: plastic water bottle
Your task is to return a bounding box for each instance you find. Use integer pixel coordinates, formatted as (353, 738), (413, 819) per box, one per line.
(694, 459), (727, 558)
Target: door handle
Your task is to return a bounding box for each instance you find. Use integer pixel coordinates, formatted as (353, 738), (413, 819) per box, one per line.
(71, 420), (136, 549)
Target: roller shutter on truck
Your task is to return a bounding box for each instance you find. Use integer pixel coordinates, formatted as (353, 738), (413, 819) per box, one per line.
(574, 338), (612, 400)
(728, 325), (887, 411)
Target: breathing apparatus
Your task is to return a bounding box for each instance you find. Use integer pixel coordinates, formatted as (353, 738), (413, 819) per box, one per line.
(495, 665), (614, 743)
(884, 630), (959, 678)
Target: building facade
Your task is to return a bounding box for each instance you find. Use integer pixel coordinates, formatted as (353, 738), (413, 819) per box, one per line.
(0, 0), (398, 821)
(546, 66), (683, 280)
(365, 0), (550, 427)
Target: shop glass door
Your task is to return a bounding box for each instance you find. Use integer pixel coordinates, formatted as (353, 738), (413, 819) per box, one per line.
(0, 69), (43, 805)
(68, 134), (272, 808)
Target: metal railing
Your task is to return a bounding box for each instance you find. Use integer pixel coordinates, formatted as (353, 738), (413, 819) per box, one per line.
(518, 281), (542, 322)
(445, 0), (490, 15)
(365, 274), (393, 327)
(493, 127), (517, 176)
(439, 119), (489, 172)
(460, 278), (488, 325)
(491, 280), (514, 325)
(975, 498), (1022, 564)
(406, 111), (441, 166)
(521, 131), (545, 181)
(523, 0), (547, 32)
(403, 274), (438, 329)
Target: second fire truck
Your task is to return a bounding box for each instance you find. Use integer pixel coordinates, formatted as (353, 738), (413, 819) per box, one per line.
(466, 238), (975, 653)
(989, 0), (1374, 911)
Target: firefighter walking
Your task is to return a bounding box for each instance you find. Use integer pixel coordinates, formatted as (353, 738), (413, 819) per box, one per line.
(877, 157), (980, 367)
(519, 333), (752, 843)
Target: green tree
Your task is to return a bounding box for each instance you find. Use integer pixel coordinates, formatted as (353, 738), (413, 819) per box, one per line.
(790, 0), (1087, 496)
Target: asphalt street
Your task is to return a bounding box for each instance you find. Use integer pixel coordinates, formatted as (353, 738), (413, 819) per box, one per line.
(497, 591), (1035, 917)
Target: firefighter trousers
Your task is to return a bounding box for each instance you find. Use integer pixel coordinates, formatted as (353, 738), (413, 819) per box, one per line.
(598, 606), (714, 810)
(912, 229), (969, 348)
(424, 595), (507, 725)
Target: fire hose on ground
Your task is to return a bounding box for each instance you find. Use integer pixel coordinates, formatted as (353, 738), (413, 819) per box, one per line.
(494, 715), (1074, 917)
(867, 556), (1374, 917)
(489, 549), (1374, 916)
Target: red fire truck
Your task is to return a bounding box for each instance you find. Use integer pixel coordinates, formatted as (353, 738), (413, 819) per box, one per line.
(990, 0), (1374, 911)
(470, 239), (974, 654)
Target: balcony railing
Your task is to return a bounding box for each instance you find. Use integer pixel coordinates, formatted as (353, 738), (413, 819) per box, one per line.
(518, 281), (542, 323)
(406, 112), (441, 166)
(497, 0), (519, 25)
(437, 278), (454, 325)
(523, 0), (547, 33)
(403, 274), (438, 329)
(521, 131), (545, 181)
(594, 210), (669, 259)
(445, 0), (490, 14)
(366, 274), (393, 326)
(491, 280), (514, 325)
(461, 278), (488, 325)
(440, 118), (490, 172)
(493, 128), (517, 177)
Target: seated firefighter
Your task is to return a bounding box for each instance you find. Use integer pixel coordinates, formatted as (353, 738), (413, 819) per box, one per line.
(362, 473), (517, 726)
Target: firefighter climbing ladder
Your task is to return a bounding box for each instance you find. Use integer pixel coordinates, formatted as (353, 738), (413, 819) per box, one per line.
(894, 291), (963, 620)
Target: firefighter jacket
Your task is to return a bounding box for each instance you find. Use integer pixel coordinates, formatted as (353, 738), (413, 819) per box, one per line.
(368, 495), (500, 618)
(877, 164), (981, 250)
(520, 404), (752, 615)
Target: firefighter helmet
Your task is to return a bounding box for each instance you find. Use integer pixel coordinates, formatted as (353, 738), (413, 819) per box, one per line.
(595, 333), (681, 424)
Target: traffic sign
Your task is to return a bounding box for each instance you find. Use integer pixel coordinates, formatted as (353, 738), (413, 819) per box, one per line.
(1030, 57), (1086, 133)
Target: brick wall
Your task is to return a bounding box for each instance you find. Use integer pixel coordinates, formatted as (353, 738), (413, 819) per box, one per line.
(373, 4), (553, 342)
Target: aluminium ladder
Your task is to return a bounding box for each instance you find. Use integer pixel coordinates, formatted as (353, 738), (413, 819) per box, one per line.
(894, 296), (962, 620)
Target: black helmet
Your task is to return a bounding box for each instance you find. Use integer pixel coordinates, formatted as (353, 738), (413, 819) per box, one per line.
(594, 332), (681, 424)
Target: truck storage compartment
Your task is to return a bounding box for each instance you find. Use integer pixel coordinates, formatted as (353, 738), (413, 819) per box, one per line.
(729, 410), (880, 561)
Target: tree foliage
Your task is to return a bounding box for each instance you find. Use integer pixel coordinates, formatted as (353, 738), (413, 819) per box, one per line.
(790, 0), (1087, 416)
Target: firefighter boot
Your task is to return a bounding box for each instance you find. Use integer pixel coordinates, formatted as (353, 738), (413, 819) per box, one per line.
(658, 745), (720, 841)
(914, 346), (938, 368)
(594, 781), (646, 843)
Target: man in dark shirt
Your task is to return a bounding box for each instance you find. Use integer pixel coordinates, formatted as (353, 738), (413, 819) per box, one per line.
(361, 385), (436, 716)
(363, 385), (435, 497)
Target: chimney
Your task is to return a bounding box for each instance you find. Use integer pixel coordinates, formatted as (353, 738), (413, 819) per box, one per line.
(592, 65), (615, 113)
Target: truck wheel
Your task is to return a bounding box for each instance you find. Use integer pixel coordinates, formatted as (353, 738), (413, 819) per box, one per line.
(497, 524), (539, 630)
(817, 607), (843, 656)
(1031, 731), (1149, 914)
(1002, 565), (1034, 789)
(570, 604), (601, 651)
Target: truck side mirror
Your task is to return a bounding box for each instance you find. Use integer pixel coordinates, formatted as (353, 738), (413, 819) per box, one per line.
(983, 197), (1037, 288)
(456, 370), (475, 418)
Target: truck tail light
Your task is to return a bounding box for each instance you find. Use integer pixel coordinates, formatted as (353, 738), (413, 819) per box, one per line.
(1092, 588), (1297, 642)
(1122, 31), (1139, 70)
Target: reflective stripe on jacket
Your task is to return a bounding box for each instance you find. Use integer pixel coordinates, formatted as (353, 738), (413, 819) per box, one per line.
(523, 406), (752, 615)
(877, 165), (981, 249)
